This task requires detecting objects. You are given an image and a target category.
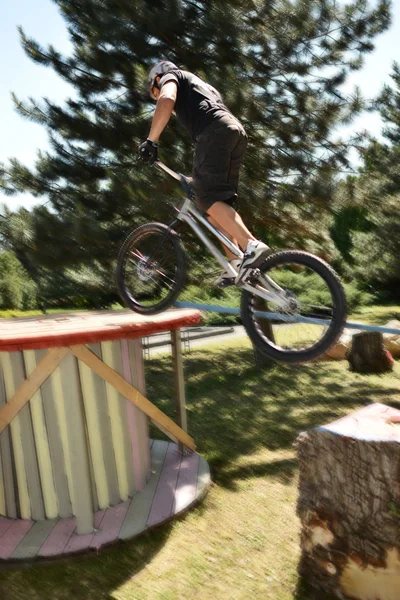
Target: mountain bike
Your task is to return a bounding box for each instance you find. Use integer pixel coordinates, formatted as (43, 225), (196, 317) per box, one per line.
(116, 160), (347, 363)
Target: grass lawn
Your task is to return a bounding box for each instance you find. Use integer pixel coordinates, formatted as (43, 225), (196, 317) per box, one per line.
(1, 338), (400, 600)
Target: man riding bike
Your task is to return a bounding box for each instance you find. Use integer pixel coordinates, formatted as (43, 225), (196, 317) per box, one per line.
(138, 60), (270, 287)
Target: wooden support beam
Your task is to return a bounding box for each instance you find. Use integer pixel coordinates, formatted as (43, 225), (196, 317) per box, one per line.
(0, 348), (70, 435)
(70, 344), (196, 451)
(171, 329), (188, 454)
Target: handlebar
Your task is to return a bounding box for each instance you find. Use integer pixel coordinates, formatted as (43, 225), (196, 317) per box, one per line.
(154, 160), (194, 198)
(154, 160), (182, 181)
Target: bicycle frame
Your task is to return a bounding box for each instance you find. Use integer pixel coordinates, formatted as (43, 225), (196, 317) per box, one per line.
(155, 161), (290, 309)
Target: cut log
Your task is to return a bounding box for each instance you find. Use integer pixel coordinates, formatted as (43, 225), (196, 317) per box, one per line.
(383, 320), (400, 358)
(346, 331), (394, 373)
(295, 403), (400, 600)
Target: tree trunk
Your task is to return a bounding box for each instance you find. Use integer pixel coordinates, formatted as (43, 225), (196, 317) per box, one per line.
(295, 403), (400, 600)
(346, 331), (394, 373)
(252, 297), (276, 369)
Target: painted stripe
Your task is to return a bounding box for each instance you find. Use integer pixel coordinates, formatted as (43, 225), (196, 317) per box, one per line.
(38, 349), (72, 518)
(147, 444), (182, 527)
(58, 352), (94, 534)
(121, 339), (145, 492)
(119, 440), (168, 540)
(101, 342), (132, 500)
(11, 519), (57, 560)
(0, 519), (34, 560)
(88, 344), (120, 507)
(77, 349), (109, 509)
(63, 509), (106, 554)
(1, 353), (31, 519)
(90, 499), (131, 550)
(23, 350), (58, 519)
(38, 518), (76, 557)
(173, 451), (200, 514)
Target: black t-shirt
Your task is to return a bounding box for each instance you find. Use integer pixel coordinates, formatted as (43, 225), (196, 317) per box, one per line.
(159, 70), (232, 140)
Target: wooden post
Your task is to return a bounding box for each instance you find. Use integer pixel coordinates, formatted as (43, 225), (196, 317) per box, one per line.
(171, 329), (188, 454)
(296, 403), (400, 600)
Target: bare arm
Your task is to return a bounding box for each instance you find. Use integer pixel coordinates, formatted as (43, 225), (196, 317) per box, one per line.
(148, 81), (178, 143)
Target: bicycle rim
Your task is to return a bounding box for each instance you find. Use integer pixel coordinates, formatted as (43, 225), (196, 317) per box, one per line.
(241, 251), (347, 363)
(118, 224), (185, 314)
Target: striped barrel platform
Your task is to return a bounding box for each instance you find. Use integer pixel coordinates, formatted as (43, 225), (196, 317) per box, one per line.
(0, 440), (210, 564)
(0, 309), (210, 564)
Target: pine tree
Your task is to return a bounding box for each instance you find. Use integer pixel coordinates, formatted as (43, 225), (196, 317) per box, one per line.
(0, 0), (391, 295)
(351, 63), (400, 296)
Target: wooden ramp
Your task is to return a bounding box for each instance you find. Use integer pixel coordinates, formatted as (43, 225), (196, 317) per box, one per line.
(0, 441), (210, 565)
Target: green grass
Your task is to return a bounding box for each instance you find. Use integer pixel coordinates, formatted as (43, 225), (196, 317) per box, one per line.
(348, 305), (400, 325)
(1, 341), (400, 600)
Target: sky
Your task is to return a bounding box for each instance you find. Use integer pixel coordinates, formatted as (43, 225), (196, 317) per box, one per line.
(1, 0), (400, 211)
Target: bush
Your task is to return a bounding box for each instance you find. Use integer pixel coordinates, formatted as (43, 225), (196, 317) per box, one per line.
(0, 251), (38, 310)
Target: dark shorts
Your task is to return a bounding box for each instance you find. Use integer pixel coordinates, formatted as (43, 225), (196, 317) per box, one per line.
(192, 114), (247, 212)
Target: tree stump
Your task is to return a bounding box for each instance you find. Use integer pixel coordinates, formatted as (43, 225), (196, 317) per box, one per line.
(295, 403), (400, 600)
(252, 296), (276, 369)
(346, 331), (394, 373)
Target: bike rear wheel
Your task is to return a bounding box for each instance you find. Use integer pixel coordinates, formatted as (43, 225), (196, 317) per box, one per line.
(116, 222), (186, 315)
(241, 251), (347, 363)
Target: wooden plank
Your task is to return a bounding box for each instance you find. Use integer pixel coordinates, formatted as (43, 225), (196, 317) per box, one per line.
(0, 516), (13, 539)
(77, 347), (110, 510)
(1, 353), (31, 519)
(63, 509), (106, 554)
(90, 499), (131, 550)
(11, 519), (57, 560)
(0, 309), (202, 352)
(38, 517), (76, 557)
(70, 344), (195, 451)
(147, 443), (182, 527)
(173, 451), (200, 515)
(23, 350), (58, 519)
(101, 341), (134, 500)
(0, 348), (69, 434)
(121, 339), (148, 492)
(88, 343), (120, 506)
(58, 351), (94, 534)
(119, 440), (168, 540)
(0, 519), (34, 560)
(128, 338), (150, 480)
(38, 349), (72, 518)
(8, 352), (45, 521)
(0, 367), (17, 518)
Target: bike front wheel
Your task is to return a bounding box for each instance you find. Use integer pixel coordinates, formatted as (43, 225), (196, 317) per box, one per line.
(116, 222), (186, 315)
(241, 251), (347, 363)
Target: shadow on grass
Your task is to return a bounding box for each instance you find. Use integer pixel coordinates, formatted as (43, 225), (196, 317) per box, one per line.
(0, 525), (173, 600)
(0, 347), (398, 600)
(146, 348), (400, 489)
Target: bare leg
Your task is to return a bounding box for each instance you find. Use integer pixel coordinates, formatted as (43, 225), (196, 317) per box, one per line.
(207, 215), (240, 260)
(207, 201), (256, 251)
